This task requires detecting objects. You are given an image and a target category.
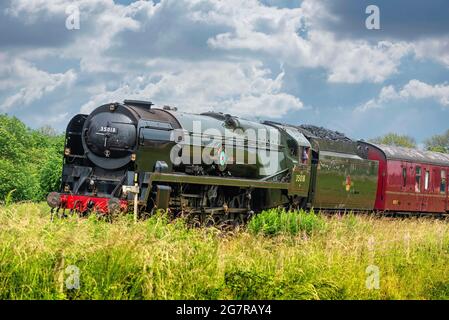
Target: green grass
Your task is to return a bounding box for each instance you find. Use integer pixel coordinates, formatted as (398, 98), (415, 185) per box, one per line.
(1, 203), (449, 300)
(248, 208), (327, 236)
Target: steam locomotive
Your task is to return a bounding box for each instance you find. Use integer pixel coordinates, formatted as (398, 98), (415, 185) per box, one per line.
(47, 100), (449, 221)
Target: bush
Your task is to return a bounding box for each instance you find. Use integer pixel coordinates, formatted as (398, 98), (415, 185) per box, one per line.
(0, 159), (40, 202)
(0, 114), (64, 202)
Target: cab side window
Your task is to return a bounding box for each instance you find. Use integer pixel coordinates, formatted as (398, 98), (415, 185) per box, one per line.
(287, 139), (297, 157)
(415, 166), (422, 192)
(441, 170), (447, 194)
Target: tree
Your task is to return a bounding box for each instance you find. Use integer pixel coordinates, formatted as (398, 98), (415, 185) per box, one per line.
(37, 125), (58, 137)
(425, 130), (449, 154)
(369, 133), (417, 148)
(0, 114), (64, 203)
(37, 135), (64, 200)
(0, 159), (40, 202)
(0, 115), (29, 163)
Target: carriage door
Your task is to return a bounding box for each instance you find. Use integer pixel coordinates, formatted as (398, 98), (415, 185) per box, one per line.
(443, 170), (448, 212)
(414, 166), (423, 211)
(402, 163), (412, 211)
(421, 167), (431, 212)
(400, 162), (409, 211)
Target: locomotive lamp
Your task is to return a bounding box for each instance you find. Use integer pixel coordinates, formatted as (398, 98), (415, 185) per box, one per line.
(131, 153), (136, 161)
(64, 148), (71, 156)
(88, 179), (95, 191)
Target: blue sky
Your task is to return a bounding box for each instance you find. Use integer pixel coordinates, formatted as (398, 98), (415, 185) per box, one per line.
(0, 0), (448, 145)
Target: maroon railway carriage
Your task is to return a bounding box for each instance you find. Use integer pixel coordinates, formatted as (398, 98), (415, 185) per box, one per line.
(359, 142), (449, 214)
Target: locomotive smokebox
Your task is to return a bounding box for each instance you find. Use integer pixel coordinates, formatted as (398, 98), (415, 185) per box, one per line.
(82, 103), (139, 170)
(85, 111), (137, 158)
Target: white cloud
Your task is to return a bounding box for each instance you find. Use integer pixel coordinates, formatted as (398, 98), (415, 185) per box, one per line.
(378, 85), (399, 102)
(354, 98), (380, 113)
(6, 0), (151, 72)
(356, 80), (449, 113)
(412, 37), (449, 68)
(398, 80), (449, 106)
(0, 56), (77, 111)
(206, 0), (412, 83)
(34, 111), (70, 127)
(210, 29), (411, 83)
(1, 0), (449, 135)
(6, 0), (414, 84)
(80, 60), (303, 118)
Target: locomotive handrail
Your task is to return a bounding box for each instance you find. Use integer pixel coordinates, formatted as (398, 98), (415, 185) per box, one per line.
(260, 168), (289, 181)
(148, 172), (290, 190)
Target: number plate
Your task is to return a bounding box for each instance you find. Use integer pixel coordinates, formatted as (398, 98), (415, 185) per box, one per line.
(98, 126), (118, 134)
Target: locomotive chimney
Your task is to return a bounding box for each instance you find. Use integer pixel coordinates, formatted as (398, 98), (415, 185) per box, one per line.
(123, 99), (154, 110)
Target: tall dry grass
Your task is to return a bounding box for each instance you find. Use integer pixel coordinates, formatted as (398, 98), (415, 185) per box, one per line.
(1, 203), (448, 299)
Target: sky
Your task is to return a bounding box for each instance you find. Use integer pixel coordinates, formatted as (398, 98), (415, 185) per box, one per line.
(0, 0), (448, 144)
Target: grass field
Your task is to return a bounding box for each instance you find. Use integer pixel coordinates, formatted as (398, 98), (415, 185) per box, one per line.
(1, 203), (449, 300)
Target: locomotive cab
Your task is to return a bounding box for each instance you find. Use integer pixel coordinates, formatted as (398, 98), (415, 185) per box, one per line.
(263, 121), (312, 204)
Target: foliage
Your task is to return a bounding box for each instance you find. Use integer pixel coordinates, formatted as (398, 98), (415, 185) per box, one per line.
(1, 203), (449, 300)
(247, 208), (327, 236)
(0, 114), (64, 203)
(425, 129), (449, 154)
(369, 133), (417, 148)
(4, 189), (16, 206)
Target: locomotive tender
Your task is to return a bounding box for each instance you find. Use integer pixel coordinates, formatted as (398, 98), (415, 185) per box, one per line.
(47, 100), (449, 220)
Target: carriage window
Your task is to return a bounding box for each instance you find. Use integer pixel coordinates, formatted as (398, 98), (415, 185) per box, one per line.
(441, 170), (447, 194)
(415, 167), (421, 192)
(424, 170), (430, 190)
(402, 167), (407, 187)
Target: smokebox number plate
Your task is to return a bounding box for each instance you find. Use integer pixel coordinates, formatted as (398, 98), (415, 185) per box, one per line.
(98, 126), (118, 134)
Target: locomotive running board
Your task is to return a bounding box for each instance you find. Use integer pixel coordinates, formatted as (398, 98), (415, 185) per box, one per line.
(147, 172), (290, 190)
